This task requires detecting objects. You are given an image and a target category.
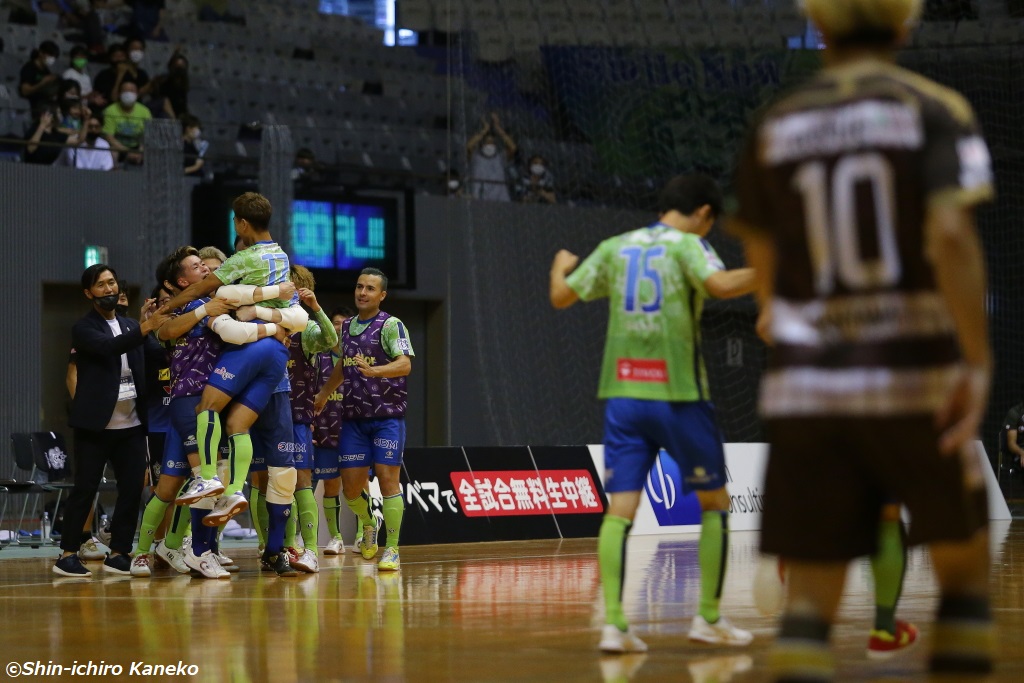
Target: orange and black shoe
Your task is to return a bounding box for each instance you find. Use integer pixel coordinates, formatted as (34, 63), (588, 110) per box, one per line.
(867, 620), (918, 659)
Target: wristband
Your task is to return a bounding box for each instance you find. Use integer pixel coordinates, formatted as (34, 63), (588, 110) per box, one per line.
(264, 323), (278, 337)
(261, 285), (280, 300)
(193, 304), (208, 320)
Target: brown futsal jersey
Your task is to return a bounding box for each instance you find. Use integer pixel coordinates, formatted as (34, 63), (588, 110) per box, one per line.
(734, 59), (994, 419)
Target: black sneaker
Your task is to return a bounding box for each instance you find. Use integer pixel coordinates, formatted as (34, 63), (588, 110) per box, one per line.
(103, 553), (132, 575)
(260, 550), (298, 577)
(53, 553), (92, 577)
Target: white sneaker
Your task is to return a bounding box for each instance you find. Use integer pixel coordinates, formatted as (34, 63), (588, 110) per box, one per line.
(184, 547), (229, 579)
(324, 537), (345, 555)
(688, 615), (753, 646)
(203, 493), (248, 527)
(154, 540), (190, 574)
(79, 537), (107, 561)
(176, 476), (225, 505)
(599, 624), (648, 654)
(291, 548), (319, 573)
(130, 553), (151, 577)
(215, 550), (233, 566)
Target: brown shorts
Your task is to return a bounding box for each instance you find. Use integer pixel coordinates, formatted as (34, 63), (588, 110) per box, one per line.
(760, 415), (988, 561)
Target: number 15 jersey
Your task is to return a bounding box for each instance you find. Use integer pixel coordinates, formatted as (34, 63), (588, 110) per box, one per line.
(566, 223), (725, 402)
(733, 60), (995, 418)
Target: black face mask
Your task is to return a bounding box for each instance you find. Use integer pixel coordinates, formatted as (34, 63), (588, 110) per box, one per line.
(86, 132), (100, 144)
(115, 304), (129, 316)
(94, 294), (119, 311)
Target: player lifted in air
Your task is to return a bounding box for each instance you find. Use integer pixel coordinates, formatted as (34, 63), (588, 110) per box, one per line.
(550, 174), (757, 653)
(160, 193), (303, 552)
(732, 0), (995, 679)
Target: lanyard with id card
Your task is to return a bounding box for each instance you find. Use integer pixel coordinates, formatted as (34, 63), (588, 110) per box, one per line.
(118, 368), (137, 402)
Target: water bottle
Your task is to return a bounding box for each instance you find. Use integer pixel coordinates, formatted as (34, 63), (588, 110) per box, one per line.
(41, 512), (51, 542)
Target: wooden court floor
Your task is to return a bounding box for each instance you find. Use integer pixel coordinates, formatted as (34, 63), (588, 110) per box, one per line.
(0, 521), (1021, 682)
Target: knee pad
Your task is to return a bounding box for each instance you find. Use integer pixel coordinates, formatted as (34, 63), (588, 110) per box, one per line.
(267, 466), (297, 504)
(214, 284), (258, 305)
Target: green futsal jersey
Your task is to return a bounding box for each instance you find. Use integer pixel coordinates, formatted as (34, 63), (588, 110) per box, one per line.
(566, 223), (725, 402)
(215, 241), (292, 308)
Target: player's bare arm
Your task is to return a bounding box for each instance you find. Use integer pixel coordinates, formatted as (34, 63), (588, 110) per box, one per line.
(926, 203), (992, 454)
(549, 249), (581, 309)
(314, 360), (345, 416)
(704, 267), (757, 300)
(161, 271), (224, 313)
(355, 353), (411, 379)
(733, 223), (777, 345)
(1007, 429), (1024, 464)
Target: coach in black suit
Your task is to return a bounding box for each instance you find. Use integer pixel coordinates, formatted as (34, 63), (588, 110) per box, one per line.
(53, 264), (168, 577)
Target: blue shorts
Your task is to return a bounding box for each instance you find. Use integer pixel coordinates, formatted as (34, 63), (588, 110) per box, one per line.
(313, 446), (339, 481)
(292, 423), (313, 471)
(250, 392), (294, 472)
(161, 426), (191, 478)
(339, 418), (405, 469)
(170, 395), (229, 463)
(603, 398), (726, 494)
(206, 339), (289, 414)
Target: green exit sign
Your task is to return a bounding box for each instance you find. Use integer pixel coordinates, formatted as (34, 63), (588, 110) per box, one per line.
(84, 245), (108, 268)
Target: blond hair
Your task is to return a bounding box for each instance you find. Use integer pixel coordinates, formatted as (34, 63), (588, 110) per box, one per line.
(198, 246), (227, 263)
(801, 0), (921, 42)
(290, 264), (315, 291)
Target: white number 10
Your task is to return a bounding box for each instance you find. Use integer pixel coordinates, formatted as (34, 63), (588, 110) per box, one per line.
(793, 152), (901, 294)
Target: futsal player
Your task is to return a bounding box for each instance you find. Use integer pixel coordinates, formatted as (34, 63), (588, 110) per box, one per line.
(160, 193), (299, 531)
(732, 1), (994, 678)
(315, 308), (353, 555)
(550, 174), (757, 653)
(314, 268), (413, 572)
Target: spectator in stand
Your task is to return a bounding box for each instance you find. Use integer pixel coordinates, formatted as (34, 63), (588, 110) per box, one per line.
(102, 79), (151, 164)
(129, 0), (168, 41)
(447, 168), (464, 197)
(63, 45), (94, 98)
(125, 37), (153, 95)
(57, 113), (115, 171)
(56, 93), (88, 136)
(181, 113), (205, 176)
(515, 154), (557, 204)
(19, 41), (62, 115)
(24, 109), (69, 165)
(153, 52), (189, 119)
(93, 43), (128, 105)
(466, 112), (515, 201)
(198, 246), (226, 271)
(292, 147), (319, 184)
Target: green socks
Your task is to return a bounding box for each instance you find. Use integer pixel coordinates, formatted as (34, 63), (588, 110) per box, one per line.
(346, 492), (373, 529)
(250, 489), (266, 547)
(323, 495), (343, 540)
(295, 487), (318, 553)
(871, 519), (907, 633)
(285, 501), (298, 548)
(165, 501), (190, 551)
(226, 433), (253, 496)
(137, 494), (171, 554)
(382, 493), (403, 548)
(698, 510), (729, 624)
(196, 410), (221, 480)
(598, 514), (631, 631)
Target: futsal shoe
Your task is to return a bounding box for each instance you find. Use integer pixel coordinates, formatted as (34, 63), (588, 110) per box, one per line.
(867, 620), (919, 659)
(53, 553), (91, 577)
(359, 520), (379, 560)
(154, 540), (190, 574)
(324, 536), (345, 555)
(261, 550), (298, 577)
(79, 537), (107, 561)
(291, 548), (319, 573)
(130, 553), (152, 577)
(203, 493), (249, 527)
(184, 546), (229, 579)
(176, 476), (225, 505)
(377, 546), (400, 571)
(215, 551), (239, 573)
(598, 624), (648, 654)
(688, 616), (754, 646)
(96, 525), (112, 547)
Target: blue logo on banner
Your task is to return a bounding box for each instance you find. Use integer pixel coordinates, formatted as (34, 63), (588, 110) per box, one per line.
(645, 450), (702, 526)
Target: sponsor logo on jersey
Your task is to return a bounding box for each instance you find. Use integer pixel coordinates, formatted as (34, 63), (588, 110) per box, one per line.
(213, 366), (235, 381)
(396, 338), (411, 353)
(616, 358), (668, 383)
(373, 438), (399, 451)
(343, 356), (376, 367)
(276, 441), (307, 453)
(165, 460), (188, 471)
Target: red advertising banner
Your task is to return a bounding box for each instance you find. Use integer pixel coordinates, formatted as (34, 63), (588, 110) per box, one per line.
(450, 469), (604, 517)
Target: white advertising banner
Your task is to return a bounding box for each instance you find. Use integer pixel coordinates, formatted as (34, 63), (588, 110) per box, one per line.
(588, 440), (1010, 536)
